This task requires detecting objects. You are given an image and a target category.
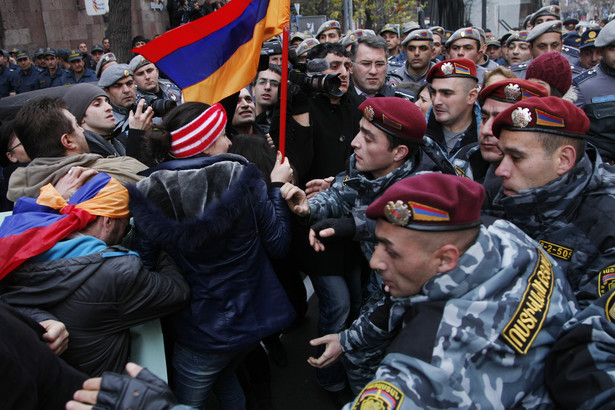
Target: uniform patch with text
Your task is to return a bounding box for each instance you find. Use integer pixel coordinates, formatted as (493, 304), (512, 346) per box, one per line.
(598, 265), (615, 297)
(352, 381), (404, 410)
(501, 249), (554, 354)
(539, 240), (573, 261)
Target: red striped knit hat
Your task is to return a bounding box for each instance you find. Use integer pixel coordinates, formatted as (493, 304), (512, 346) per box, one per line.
(170, 103), (227, 158)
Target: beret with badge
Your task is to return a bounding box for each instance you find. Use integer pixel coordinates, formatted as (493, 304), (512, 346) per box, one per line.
(96, 52), (118, 78)
(316, 20), (341, 38)
(595, 20), (615, 47)
(403, 22), (421, 35)
(506, 31), (529, 47)
(445, 27), (482, 48)
(366, 173), (485, 231)
(402, 29), (433, 46)
(529, 5), (560, 26)
(98, 63), (133, 88)
(527, 20), (564, 44)
(129, 55), (151, 72)
(358, 97), (426, 145)
(492, 96), (589, 139)
(426, 58), (478, 82)
(340, 30), (375, 47)
(479, 78), (548, 104)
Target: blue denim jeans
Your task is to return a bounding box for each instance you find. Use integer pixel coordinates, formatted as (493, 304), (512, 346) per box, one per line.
(310, 272), (361, 391)
(172, 342), (248, 410)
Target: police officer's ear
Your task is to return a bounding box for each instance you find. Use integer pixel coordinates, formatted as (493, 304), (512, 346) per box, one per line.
(393, 145), (409, 162)
(434, 244), (460, 273)
(555, 145), (577, 176)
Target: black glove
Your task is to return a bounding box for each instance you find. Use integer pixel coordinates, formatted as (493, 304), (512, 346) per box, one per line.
(94, 367), (178, 410)
(312, 217), (356, 241)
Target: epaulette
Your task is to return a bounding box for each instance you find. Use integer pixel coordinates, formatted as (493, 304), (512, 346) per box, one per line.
(508, 62), (528, 72)
(570, 64), (585, 76)
(388, 60), (403, 68)
(562, 45), (580, 58)
(573, 68), (598, 85)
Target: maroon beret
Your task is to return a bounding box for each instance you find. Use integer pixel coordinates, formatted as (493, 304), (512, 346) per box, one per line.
(492, 96), (589, 139)
(479, 78), (548, 104)
(366, 173), (485, 231)
(358, 97), (425, 144)
(426, 58), (478, 83)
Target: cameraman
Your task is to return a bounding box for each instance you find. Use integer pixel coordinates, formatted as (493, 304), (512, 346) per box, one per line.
(129, 56), (183, 108)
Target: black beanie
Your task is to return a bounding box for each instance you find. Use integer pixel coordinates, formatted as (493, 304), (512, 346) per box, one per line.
(63, 83), (108, 124)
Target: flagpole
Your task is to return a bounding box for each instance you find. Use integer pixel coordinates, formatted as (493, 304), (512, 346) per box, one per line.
(278, 23), (290, 159)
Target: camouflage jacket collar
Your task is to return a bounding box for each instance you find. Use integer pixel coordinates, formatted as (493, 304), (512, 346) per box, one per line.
(494, 147), (615, 237)
(344, 154), (421, 196)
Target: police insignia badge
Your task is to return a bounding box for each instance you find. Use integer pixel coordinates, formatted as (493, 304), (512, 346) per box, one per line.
(589, 30), (597, 39)
(124, 70), (130, 77)
(598, 265), (615, 297)
(352, 381), (404, 410)
(504, 83), (521, 101)
(363, 105), (375, 121)
(384, 200), (411, 226)
(606, 291), (615, 322)
(511, 107), (532, 128)
(441, 62), (454, 75)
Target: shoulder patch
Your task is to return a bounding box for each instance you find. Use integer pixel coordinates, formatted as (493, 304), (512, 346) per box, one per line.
(573, 68), (597, 85)
(352, 381), (404, 410)
(598, 265), (615, 297)
(605, 290), (615, 322)
(539, 240), (573, 261)
(501, 248), (554, 354)
(509, 62), (528, 71)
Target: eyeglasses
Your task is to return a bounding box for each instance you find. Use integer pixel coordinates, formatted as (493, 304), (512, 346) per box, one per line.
(7, 141), (22, 152)
(256, 78), (280, 87)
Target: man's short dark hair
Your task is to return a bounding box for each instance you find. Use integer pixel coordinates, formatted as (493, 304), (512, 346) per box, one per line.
(253, 64), (282, 85)
(351, 36), (389, 61)
(385, 133), (420, 161)
(537, 132), (586, 164)
(13, 97), (73, 159)
(307, 42), (351, 60)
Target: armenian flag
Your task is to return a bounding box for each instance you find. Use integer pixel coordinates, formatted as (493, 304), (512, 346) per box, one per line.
(135, 0), (289, 104)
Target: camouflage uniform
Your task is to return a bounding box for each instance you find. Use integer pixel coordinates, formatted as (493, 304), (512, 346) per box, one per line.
(341, 220), (577, 409)
(135, 78), (183, 104)
(545, 287), (615, 409)
(308, 148), (454, 264)
(391, 60), (435, 86)
(490, 146), (615, 308)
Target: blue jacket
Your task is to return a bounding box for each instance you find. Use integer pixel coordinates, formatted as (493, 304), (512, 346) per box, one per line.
(128, 154), (295, 354)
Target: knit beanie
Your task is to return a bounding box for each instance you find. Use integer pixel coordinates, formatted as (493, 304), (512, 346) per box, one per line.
(170, 103), (227, 158)
(63, 83), (108, 124)
(525, 52), (572, 96)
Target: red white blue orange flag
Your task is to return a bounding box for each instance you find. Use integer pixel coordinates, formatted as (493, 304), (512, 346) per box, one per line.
(135, 0), (290, 104)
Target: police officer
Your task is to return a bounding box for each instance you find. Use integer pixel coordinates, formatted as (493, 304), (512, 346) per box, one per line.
(95, 52), (118, 79)
(98, 64), (137, 134)
(506, 31), (532, 69)
(530, 4), (560, 27)
(316, 20), (342, 44)
(11, 50), (42, 94)
(38, 48), (65, 89)
(424, 58), (481, 158)
(61, 50), (97, 85)
(308, 172), (578, 408)
(129, 55), (182, 106)
(391, 29), (435, 86)
(526, 20), (584, 74)
(380, 24), (404, 68)
(0, 49), (16, 97)
(444, 27), (490, 83)
(491, 96), (615, 308)
(573, 20), (615, 162)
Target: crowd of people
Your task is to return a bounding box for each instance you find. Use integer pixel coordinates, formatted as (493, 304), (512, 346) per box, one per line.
(2, 2), (615, 409)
